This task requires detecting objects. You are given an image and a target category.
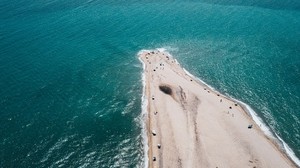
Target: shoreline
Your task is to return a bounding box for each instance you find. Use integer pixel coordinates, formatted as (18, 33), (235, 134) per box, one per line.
(138, 49), (298, 167)
(182, 65), (300, 167)
(139, 56), (149, 168)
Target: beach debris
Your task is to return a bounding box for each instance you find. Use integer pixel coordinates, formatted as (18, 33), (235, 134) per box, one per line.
(153, 69), (156, 71)
(153, 157), (156, 161)
(220, 99), (222, 102)
(152, 96), (155, 100)
(204, 88), (207, 90)
(248, 124), (253, 129)
(152, 130), (157, 136)
(157, 144), (161, 149)
(229, 106), (232, 109)
(159, 84), (172, 95)
(207, 91), (210, 93)
(217, 94), (220, 96)
(234, 103), (238, 106)
(154, 111), (158, 115)
(190, 79), (193, 81)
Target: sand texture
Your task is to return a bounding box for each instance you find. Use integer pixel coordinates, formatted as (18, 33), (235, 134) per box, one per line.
(139, 50), (296, 168)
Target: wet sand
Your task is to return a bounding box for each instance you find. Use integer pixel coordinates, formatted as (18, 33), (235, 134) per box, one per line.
(139, 50), (296, 168)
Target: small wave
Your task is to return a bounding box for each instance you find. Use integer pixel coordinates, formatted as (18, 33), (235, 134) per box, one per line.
(52, 152), (75, 167)
(138, 52), (149, 168)
(121, 97), (136, 115)
(40, 136), (70, 163)
(111, 138), (136, 167)
(157, 46), (179, 52)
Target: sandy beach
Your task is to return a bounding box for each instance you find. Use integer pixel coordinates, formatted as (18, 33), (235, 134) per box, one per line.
(139, 50), (296, 168)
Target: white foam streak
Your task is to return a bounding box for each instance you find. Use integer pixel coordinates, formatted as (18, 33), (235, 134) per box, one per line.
(276, 133), (300, 166)
(138, 53), (149, 168)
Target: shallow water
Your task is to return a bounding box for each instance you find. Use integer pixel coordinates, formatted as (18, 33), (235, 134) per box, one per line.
(0, 0), (300, 167)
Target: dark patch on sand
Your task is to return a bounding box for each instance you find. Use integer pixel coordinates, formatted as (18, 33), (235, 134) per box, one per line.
(177, 157), (183, 168)
(159, 85), (172, 95)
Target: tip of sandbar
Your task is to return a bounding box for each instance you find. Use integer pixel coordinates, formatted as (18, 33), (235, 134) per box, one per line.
(138, 49), (172, 59)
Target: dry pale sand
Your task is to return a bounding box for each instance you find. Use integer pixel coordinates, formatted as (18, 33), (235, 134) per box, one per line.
(139, 50), (296, 168)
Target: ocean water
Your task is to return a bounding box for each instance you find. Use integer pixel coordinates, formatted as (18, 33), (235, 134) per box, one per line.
(1, 0), (300, 167)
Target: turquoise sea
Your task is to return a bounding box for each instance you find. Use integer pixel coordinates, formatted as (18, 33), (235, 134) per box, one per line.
(1, 0), (300, 167)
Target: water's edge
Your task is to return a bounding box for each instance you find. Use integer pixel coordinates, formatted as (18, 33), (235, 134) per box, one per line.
(182, 60), (300, 167)
(138, 55), (149, 168)
(138, 48), (300, 167)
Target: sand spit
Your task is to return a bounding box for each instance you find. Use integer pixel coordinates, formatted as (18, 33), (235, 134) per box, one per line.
(139, 50), (297, 168)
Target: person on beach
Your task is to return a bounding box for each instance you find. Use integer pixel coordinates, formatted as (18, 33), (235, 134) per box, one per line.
(152, 130), (156, 136)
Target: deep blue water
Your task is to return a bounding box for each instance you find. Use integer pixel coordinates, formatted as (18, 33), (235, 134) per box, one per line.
(1, 0), (300, 167)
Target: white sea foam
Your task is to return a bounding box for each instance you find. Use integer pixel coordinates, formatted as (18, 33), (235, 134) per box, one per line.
(157, 46), (178, 52)
(52, 152), (75, 167)
(138, 51), (149, 168)
(122, 97), (136, 115)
